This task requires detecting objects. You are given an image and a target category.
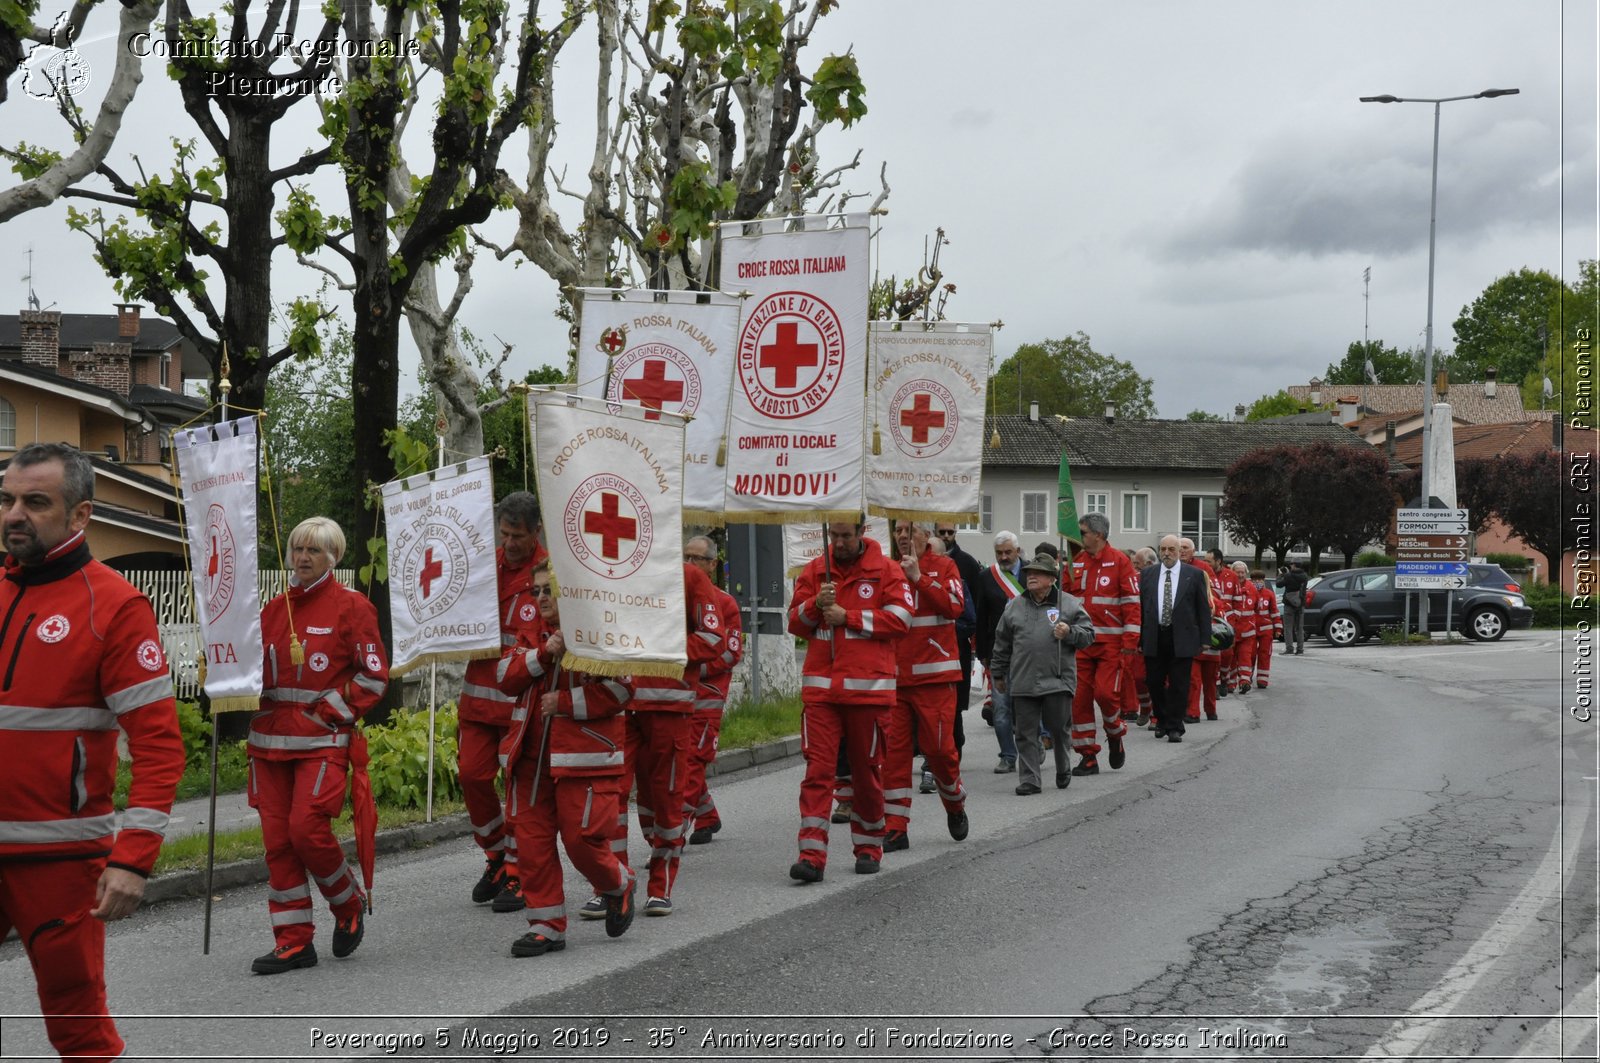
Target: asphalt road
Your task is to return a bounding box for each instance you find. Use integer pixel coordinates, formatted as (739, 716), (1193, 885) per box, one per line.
(1, 631), (1592, 1062)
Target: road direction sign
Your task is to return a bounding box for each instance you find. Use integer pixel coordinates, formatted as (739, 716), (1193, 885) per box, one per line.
(1396, 519), (1469, 535)
(1396, 549), (1470, 562)
(1395, 561), (1469, 576)
(1396, 534), (1468, 549)
(1396, 575), (1468, 589)
(1396, 508), (1469, 522)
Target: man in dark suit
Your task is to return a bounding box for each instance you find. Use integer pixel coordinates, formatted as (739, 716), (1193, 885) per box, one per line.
(935, 524), (982, 754)
(1139, 534), (1211, 742)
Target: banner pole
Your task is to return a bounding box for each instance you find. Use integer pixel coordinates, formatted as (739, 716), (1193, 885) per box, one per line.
(202, 343), (232, 955)
(426, 420), (446, 823)
(746, 523), (761, 706)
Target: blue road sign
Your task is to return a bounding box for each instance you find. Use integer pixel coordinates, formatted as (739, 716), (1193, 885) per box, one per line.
(1395, 562), (1469, 576)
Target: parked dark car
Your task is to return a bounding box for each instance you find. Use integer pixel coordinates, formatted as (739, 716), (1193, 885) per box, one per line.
(1302, 564), (1532, 645)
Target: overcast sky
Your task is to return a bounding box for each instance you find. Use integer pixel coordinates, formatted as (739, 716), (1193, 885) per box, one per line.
(5, 0), (1596, 418)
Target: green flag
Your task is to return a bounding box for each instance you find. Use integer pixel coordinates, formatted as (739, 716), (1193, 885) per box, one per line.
(1056, 449), (1082, 547)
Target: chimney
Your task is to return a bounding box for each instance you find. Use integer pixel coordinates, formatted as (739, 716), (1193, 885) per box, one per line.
(1385, 420), (1396, 460)
(1338, 399), (1359, 424)
(1028, 401), (1039, 422)
(115, 303), (141, 339)
(1234, 403), (1247, 421)
(1103, 401), (1115, 424)
(1484, 366), (1496, 398)
(18, 309), (61, 372)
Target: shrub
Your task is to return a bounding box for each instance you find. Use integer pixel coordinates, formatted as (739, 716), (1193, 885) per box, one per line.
(363, 701), (462, 811)
(1523, 581), (1563, 627)
(1485, 552), (1532, 572)
(1355, 551), (1396, 568)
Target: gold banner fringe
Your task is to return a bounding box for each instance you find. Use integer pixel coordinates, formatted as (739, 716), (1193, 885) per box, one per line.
(562, 652), (686, 680)
(388, 646), (502, 680)
(682, 508), (727, 527)
(867, 507), (980, 524)
(723, 509), (865, 526)
(208, 695), (260, 715)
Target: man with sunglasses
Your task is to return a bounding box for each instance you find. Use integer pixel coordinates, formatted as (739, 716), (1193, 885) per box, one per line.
(681, 536), (743, 846)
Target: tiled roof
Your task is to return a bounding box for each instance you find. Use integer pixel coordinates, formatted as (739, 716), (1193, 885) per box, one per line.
(982, 415), (1388, 473)
(1389, 420), (1559, 467)
(0, 313), (183, 355)
(1285, 382), (1529, 424)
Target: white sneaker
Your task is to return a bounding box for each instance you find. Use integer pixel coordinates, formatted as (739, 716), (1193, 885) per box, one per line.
(578, 895), (606, 920)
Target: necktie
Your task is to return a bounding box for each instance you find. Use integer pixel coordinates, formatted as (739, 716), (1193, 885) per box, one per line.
(1161, 567), (1173, 627)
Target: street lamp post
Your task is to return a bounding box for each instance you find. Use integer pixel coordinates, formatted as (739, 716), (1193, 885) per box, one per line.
(1359, 88), (1519, 508)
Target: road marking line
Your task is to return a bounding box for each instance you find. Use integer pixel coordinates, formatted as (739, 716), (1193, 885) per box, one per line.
(1518, 974), (1598, 1056)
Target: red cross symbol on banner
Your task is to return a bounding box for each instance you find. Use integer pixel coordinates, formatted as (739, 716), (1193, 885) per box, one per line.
(899, 392), (947, 444)
(418, 546), (444, 598)
(601, 329), (626, 354)
(583, 492), (639, 561)
(622, 359), (685, 420)
(759, 321), (819, 389)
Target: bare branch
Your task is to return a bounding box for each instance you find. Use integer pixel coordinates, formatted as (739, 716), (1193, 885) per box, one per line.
(296, 253), (356, 291)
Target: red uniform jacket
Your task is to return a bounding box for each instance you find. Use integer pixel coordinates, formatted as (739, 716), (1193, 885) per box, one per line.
(632, 563), (725, 714)
(496, 623), (631, 778)
(459, 544), (548, 726)
(893, 545), (965, 687)
(1232, 579), (1260, 639)
(0, 534), (184, 875)
(1255, 582), (1283, 638)
(696, 586), (744, 709)
(252, 572), (388, 762)
(1069, 545), (1142, 652)
(788, 538), (912, 707)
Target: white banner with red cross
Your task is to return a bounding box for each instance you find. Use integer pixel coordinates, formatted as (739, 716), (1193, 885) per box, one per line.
(718, 212), (870, 524)
(379, 455), (501, 678)
(865, 320), (993, 523)
(782, 515), (892, 578)
(573, 288), (741, 525)
(174, 416), (263, 713)
(531, 391), (687, 679)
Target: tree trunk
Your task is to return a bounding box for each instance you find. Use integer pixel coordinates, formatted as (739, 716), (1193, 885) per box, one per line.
(221, 109), (278, 411)
(403, 260), (485, 465)
(349, 276), (400, 675)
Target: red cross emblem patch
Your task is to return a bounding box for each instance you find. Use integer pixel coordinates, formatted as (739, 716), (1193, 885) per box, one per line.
(36, 614), (70, 643)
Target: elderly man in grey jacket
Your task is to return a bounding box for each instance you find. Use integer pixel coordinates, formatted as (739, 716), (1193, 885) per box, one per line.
(990, 553), (1096, 795)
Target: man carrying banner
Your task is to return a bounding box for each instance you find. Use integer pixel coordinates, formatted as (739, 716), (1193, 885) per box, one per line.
(0, 443), (185, 1062)
(1065, 513), (1139, 776)
(458, 492), (548, 912)
(787, 520), (913, 882)
(682, 536), (743, 847)
(495, 562), (636, 955)
(883, 522), (969, 852)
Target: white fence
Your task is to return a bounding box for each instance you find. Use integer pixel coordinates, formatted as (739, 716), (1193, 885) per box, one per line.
(122, 569), (358, 702)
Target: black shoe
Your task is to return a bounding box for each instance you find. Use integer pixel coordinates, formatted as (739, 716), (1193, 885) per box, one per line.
(688, 822), (720, 845)
(1108, 738), (1126, 770)
(511, 931), (566, 957)
(331, 910), (364, 959)
(604, 884), (635, 938)
(854, 854), (880, 875)
(919, 770), (936, 795)
(1015, 782), (1041, 796)
(1218, 684), (1229, 699)
(472, 858), (505, 904)
(882, 830), (909, 853)
(1152, 728), (1167, 739)
(947, 810), (969, 841)
(1168, 733), (1184, 743)
(1055, 771), (1070, 790)
(251, 941), (318, 975)
(491, 875), (525, 913)
(789, 860), (824, 884)
(1071, 757), (1099, 777)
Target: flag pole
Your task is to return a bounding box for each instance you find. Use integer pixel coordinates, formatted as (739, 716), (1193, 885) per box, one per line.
(202, 342), (232, 955)
(426, 417), (446, 823)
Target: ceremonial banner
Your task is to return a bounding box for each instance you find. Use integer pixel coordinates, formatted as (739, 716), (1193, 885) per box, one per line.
(574, 288), (741, 524)
(865, 320), (992, 523)
(174, 416), (263, 713)
(380, 456), (500, 678)
(719, 212), (870, 523)
(532, 391), (687, 678)
(783, 516), (891, 578)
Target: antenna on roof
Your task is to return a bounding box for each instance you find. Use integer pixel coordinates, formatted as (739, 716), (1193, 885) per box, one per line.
(24, 247), (41, 311)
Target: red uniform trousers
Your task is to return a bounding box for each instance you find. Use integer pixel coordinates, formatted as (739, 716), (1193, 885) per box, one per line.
(459, 718), (515, 872)
(248, 756), (364, 948)
(1187, 652), (1220, 719)
(1234, 634), (1258, 689)
(682, 709), (723, 832)
(798, 703), (886, 868)
(1254, 633), (1274, 686)
(1122, 653), (1150, 719)
(883, 683), (966, 833)
(623, 712), (691, 900)
(508, 762), (630, 943)
(0, 858), (123, 1062)
(1069, 647), (1128, 759)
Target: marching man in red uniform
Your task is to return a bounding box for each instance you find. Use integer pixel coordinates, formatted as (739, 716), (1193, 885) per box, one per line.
(1251, 569), (1282, 688)
(458, 492), (548, 912)
(1209, 548), (1241, 700)
(787, 519), (912, 882)
(1230, 562), (1260, 693)
(1066, 513), (1139, 774)
(495, 563), (636, 955)
(882, 521), (969, 852)
(1182, 539), (1220, 723)
(681, 536), (743, 846)
(0, 443), (184, 1061)
(249, 516), (388, 974)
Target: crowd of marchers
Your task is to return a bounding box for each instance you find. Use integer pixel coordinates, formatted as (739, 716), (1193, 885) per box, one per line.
(1, 440), (1298, 1063)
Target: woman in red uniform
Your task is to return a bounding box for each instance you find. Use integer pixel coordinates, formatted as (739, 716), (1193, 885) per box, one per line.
(248, 517), (388, 974)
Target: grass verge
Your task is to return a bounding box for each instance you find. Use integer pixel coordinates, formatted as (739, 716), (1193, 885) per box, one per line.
(719, 694), (802, 749)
